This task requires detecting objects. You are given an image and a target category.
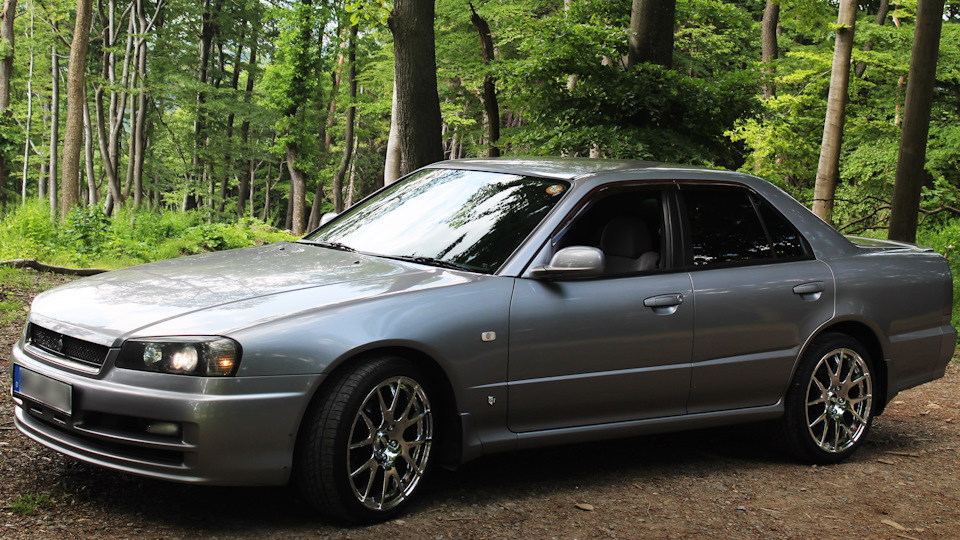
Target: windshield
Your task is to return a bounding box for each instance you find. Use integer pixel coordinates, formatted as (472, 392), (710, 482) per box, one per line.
(303, 168), (570, 273)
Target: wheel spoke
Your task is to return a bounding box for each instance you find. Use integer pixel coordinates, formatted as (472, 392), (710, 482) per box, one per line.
(398, 383), (421, 421)
(808, 410), (827, 429)
(402, 453), (423, 476)
(351, 456), (375, 478)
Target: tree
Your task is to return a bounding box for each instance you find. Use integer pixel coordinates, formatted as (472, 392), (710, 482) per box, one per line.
(888, 0), (946, 242)
(60, 0), (94, 218)
(388, 0), (443, 175)
(0, 0), (15, 204)
(470, 3), (500, 157)
(332, 23), (357, 213)
(811, 0), (857, 225)
(627, 0), (676, 68)
(761, 1), (779, 99)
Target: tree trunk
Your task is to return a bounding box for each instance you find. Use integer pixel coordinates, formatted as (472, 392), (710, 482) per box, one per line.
(124, 92), (136, 201)
(383, 79), (401, 184)
(60, 0), (95, 219)
(627, 0), (676, 68)
(812, 0), (858, 225)
(470, 3), (500, 157)
(94, 87), (122, 207)
(49, 46), (60, 218)
(855, 0), (890, 78)
(331, 24), (358, 214)
(280, 0), (316, 235)
(0, 0), (14, 111)
(761, 1), (779, 99)
(388, 0), (444, 175)
(187, 0), (222, 211)
(0, 0), (15, 205)
(307, 28), (333, 230)
(83, 92), (97, 205)
(238, 23), (259, 215)
(21, 11), (34, 204)
(888, 0), (946, 242)
(218, 25), (245, 215)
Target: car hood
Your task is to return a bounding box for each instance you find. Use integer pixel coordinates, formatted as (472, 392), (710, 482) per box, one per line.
(29, 242), (468, 346)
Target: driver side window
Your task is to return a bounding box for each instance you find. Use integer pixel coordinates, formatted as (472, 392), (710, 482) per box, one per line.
(556, 187), (665, 277)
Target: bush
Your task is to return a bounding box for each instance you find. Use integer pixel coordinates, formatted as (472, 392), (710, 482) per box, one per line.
(0, 202), (296, 269)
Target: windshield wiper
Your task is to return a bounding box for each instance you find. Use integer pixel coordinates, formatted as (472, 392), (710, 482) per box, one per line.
(299, 240), (358, 253)
(384, 255), (476, 272)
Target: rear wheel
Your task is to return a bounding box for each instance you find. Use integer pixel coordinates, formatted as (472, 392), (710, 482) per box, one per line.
(296, 357), (435, 523)
(781, 334), (875, 464)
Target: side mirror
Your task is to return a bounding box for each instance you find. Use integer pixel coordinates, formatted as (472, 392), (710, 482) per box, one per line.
(319, 212), (339, 226)
(529, 246), (605, 280)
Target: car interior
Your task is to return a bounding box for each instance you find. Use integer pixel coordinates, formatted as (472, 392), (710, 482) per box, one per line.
(557, 189), (664, 275)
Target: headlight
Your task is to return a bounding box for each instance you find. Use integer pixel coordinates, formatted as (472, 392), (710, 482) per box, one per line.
(117, 337), (241, 376)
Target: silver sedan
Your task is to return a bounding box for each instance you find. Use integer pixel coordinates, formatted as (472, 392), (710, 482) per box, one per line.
(10, 158), (956, 523)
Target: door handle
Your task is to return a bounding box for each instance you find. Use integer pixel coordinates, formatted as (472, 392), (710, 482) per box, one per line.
(644, 294), (684, 314)
(793, 282), (824, 300)
(643, 293), (684, 307)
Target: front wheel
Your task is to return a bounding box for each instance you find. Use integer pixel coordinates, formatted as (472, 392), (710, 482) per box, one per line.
(781, 334), (875, 464)
(296, 357), (435, 523)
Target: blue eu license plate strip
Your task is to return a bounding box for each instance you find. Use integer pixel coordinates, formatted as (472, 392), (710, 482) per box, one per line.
(13, 365), (73, 415)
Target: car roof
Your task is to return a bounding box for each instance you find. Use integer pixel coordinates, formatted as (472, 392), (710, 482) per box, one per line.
(429, 157), (716, 181)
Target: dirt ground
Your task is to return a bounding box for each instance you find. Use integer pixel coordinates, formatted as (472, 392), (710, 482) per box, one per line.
(1, 268), (958, 539)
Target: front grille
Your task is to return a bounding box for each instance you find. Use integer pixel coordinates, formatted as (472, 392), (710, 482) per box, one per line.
(29, 324), (109, 368)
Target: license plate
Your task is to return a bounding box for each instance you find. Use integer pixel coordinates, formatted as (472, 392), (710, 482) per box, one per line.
(13, 365), (73, 415)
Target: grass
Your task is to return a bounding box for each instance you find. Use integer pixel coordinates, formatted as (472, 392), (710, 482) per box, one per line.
(8, 493), (53, 516)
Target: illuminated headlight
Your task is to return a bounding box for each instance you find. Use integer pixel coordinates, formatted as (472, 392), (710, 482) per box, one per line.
(117, 337), (241, 376)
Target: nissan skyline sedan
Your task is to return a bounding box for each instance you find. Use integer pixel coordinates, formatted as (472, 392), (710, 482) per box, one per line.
(10, 158), (956, 523)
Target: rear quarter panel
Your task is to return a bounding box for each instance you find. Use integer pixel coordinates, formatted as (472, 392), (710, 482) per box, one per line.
(827, 248), (956, 395)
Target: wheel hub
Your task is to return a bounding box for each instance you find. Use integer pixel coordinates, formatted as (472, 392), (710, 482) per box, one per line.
(373, 430), (402, 469)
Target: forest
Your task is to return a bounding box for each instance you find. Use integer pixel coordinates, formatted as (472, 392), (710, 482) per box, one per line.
(0, 0), (957, 278)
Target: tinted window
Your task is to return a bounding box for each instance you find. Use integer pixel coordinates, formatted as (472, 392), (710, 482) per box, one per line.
(755, 197), (808, 259)
(305, 168), (570, 273)
(683, 187), (771, 267)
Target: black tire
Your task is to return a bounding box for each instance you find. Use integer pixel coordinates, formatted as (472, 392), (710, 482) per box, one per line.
(781, 333), (875, 464)
(295, 357), (435, 523)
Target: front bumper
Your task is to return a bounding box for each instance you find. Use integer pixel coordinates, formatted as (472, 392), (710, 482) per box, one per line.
(11, 339), (321, 486)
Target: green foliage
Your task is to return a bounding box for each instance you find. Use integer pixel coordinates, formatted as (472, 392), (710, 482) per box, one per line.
(918, 223), (960, 328)
(8, 493), (52, 516)
(0, 201), (295, 269)
(497, 1), (760, 165)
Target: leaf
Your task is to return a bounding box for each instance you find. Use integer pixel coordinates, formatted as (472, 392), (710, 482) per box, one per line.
(575, 503), (595, 512)
(882, 519), (909, 531)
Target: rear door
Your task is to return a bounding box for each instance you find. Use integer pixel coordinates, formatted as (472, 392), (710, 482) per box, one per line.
(678, 184), (835, 413)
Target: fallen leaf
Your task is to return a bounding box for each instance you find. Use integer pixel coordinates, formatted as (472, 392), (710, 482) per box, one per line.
(877, 459), (896, 465)
(885, 451), (920, 458)
(575, 503), (595, 512)
(882, 518), (908, 531)
(927, 403), (942, 409)
(391, 519), (406, 526)
(921, 410), (931, 416)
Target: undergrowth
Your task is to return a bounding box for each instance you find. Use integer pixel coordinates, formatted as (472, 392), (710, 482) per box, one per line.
(0, 202), (296, 269)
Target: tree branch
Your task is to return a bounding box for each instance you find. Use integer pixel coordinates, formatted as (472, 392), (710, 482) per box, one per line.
(0, 259), (108, 276)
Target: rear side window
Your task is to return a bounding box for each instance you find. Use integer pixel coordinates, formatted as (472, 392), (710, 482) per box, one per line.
(682, 186), (808, 268)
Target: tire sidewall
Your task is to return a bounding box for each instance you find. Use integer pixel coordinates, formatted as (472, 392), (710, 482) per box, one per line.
(783, 334), (875, 464)
(298, 357), (436, 523)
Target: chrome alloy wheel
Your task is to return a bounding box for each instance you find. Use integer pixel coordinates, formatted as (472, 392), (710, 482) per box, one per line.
(347, 376), (433, 511)
(804, 347), (873, 453)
